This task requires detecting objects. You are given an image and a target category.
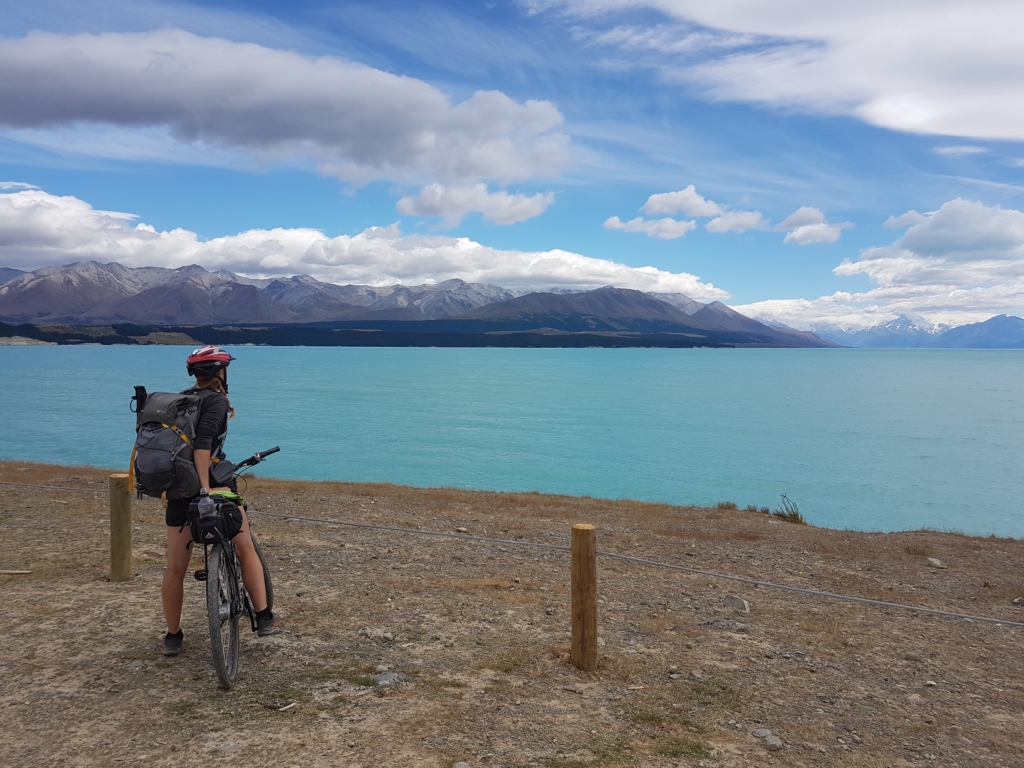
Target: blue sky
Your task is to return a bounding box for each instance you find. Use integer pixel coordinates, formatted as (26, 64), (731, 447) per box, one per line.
(2, 0), (1024, 328)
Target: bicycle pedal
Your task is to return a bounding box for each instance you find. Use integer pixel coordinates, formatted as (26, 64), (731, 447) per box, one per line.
(194, 569), (208, 581)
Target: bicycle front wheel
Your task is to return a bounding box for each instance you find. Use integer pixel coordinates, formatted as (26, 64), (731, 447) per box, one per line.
(206, 542), (240, 689)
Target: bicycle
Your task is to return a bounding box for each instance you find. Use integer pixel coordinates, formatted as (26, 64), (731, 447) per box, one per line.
(193, 446), (279, 689)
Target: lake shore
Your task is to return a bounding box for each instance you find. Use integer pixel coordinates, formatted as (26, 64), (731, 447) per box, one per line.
(2, 459), (1022, 767)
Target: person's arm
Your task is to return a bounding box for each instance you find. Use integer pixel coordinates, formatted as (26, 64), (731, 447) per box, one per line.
(194, 448), (212, 491)
(192, 394), (230, 492)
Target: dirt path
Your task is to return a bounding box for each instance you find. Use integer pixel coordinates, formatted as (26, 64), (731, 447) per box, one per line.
(2, 460), (1022, 768)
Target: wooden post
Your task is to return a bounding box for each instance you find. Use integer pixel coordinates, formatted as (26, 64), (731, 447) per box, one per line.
(109, 474), (132, 582)
(571, 523), (598, 672)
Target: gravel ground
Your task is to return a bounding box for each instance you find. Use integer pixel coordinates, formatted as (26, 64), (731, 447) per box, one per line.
(2, 460), (1023, 768)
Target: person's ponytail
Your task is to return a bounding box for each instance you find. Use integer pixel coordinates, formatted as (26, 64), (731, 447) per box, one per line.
(192, 377), (235, 418)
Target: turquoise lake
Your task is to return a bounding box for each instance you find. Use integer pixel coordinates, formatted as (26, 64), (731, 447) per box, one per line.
(2, 345), (1022, 537)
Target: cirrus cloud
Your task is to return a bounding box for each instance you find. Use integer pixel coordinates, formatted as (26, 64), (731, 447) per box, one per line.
(549, 0), (1024, 141)
(0, 187), (727, 298)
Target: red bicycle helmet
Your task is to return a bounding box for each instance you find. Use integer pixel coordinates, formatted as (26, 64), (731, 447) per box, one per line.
(186, 345), (235, 379)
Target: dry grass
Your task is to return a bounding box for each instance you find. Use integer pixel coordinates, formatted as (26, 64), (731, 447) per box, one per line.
(3, 459), (1024, 768)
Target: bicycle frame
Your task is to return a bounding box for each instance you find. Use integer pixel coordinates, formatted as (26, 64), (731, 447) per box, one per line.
(200, 537), (258, 631)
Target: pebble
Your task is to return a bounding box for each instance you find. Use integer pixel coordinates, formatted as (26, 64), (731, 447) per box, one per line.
(545, 607), (555, 615)
(724, 594), (750, 613)
(373, 671), (404, 687)
(669, 674), (681, 680)
(926, 557), (946, 569)
(382, 632), (394, 642)
(453, 763), (471, 768)
(668, 665), (678, 672)
(690, 669), (703, 680)
(375, 664), (389, 673)
(902, 652), (923, 662)
(1012, 597), (1023, 606)
(455, 527), (468, 533)
(764, 735), (784, 751)
(925, 680), (937, 687)
(752, 728), (771, 738)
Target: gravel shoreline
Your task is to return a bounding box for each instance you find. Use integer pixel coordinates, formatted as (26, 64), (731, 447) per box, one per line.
(2, 460), (1022, 767)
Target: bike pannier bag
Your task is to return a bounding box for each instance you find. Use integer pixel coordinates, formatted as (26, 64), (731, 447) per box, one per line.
(186, 496), (244, 544)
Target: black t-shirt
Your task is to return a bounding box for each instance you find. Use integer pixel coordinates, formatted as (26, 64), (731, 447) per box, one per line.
(187, 388), (230, 454)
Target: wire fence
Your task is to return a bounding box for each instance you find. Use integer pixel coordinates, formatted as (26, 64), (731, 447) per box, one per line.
(3, 479), (1023, 629)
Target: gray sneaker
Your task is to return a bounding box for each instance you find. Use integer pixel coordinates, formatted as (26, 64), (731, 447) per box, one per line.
(256, 612), (280, 637)
(163, 630), (184, 656)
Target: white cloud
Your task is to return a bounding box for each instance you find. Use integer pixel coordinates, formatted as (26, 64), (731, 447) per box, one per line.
(642, 185), (722, 217)
(933, 145), (988, 156)
(736, 197), (1024, 329)
(705, 210), (764, 233)
(783, 223), (843, 245)
(0, 188), (727, 298)
(553, 1), (1024, 140)
(778, 206), (851, 244)
(0, 30), (570, 184)
(395, 184), (554, 226)
(884, 210), (929, 228)
(613, 184), (764, 237)
(603, 215), (696, 239)
(0, 181), (37, 190)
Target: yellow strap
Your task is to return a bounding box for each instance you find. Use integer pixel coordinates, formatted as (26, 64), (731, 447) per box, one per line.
(127, 444), (137, 493)
(165, 423), (191, 444)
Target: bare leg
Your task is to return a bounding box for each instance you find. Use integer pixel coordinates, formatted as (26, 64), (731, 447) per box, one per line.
(233, 509), (267, 612)
(162, 526), (194, 634)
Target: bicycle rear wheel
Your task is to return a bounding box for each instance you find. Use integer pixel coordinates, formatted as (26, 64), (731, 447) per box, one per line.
(251, 535), (274, 612)
(206, 542), (240, 689)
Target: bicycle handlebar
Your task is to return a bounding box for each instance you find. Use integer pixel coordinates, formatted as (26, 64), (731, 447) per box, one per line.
(235, 446), (280, 469)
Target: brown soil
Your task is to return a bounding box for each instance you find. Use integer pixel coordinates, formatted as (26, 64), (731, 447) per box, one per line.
(2, 460), (1022, 768)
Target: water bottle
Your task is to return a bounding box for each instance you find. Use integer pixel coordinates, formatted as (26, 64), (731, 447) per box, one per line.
(198, 488), (216, 521)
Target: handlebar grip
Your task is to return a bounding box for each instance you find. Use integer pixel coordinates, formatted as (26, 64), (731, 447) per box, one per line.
(258, 446), (281, 458)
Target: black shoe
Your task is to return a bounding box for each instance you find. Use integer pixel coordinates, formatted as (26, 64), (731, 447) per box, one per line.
(256, 611), (280, 637)
(163, 630), (184, 656)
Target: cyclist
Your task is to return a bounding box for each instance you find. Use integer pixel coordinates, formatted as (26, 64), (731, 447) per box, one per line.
(162, 345), (279, 656)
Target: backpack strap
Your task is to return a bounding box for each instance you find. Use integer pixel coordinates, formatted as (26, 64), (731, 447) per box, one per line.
(127, 444), (137, 493)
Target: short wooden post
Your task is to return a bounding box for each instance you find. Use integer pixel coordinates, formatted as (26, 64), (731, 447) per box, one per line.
(109, 474), (132, 582)
(571, 523), (598, 672)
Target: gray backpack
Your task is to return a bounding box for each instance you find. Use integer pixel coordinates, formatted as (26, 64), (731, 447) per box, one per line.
(130, 386), (231, 500)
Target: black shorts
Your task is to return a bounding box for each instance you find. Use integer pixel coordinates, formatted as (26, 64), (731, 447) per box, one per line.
(164, 480), (239, 527)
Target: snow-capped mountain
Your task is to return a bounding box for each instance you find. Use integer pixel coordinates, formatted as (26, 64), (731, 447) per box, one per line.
(810, 314), (949, 348)
(0, 261), (839, 346)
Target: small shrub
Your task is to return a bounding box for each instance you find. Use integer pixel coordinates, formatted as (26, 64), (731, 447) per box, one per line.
(716, 501), (738, 510)
(745, 504), (758, 512)
(772, 494), (807, 524)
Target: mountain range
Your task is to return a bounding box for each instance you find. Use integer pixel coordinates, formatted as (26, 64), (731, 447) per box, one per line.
(807, 314), (1024, 349)
(0, 261), (834, 347)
